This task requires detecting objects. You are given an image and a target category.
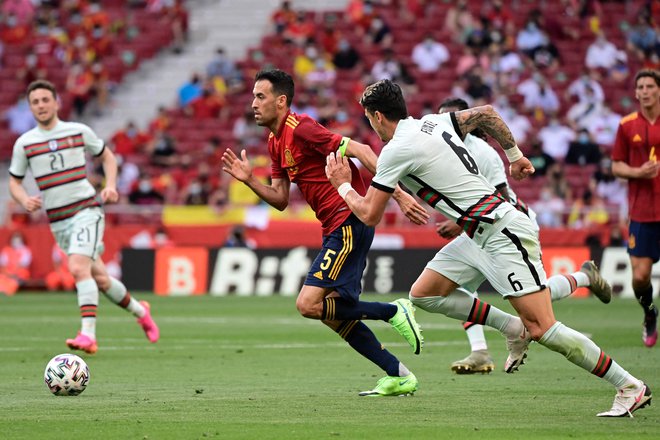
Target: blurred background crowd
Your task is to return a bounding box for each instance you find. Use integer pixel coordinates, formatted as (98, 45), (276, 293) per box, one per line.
(0, 0), (657, 236)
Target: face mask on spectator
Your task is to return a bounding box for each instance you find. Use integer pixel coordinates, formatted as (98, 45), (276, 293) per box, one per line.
(579, 133), (590, 143)
(139, 180), (152, 193)
(10, 236), (24, 248)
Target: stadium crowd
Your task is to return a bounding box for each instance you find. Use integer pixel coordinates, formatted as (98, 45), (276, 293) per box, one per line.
(0, 0), (657, 236)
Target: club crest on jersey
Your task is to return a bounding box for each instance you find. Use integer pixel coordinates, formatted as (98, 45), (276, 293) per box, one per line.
(48, 140), (58, 151)
(284, 147), (299, 174)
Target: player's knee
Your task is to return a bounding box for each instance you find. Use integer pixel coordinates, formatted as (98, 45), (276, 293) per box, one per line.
(68, 264), (91, 281)
(94, 273), (110, 291)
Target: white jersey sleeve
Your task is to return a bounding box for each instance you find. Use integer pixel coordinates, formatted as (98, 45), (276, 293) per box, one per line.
(78, 123), (105, 156)
(8, 134), (29, 178)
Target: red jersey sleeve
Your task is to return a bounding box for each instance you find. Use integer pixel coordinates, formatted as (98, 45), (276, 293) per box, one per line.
(268, 133), (286, 180)
(292, 117), (343, 155)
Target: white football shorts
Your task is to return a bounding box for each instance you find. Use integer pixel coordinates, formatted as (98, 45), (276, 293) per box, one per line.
(52, 207), (105, 260)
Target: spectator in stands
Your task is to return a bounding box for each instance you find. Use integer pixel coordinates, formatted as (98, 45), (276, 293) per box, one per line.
(365, 14), (393, 47)
(517, 72), (560, 118)
(290, 93), (319, 120)
(532, 184), (567, 228)
(537, 117), (575, 160)
(283, 11), (315, 47)
(567, 71), (605, 105)
(454, 45), (489, 77)
(16, 53), (47, 89)
(444, 0), (476, 44)
(489, 43), (524, 89)
(304, 57), (337, 92)
(129, 175), (165, 205)
(585, 32), (620, 76)
(3, 93), (36, 135)
(178, 73), (203, 107)
(0, 13), (30, 45)
(149, 106), (172, 133)
(0, 231), (32, 296)
(516, 16), (548, 60)
(224, 225), (255, 249)
(293, 42), (322, 82)
(483, 0), (514, 41)
(371, 48), (416, 93)
(110, 121), (150, 156)
(327, 104), (358, 138)
(66, 62), (94, 117)
(45, 245), (75, 292)
(1, 0), (35, 24)
(186, 87), (227, 120)
(116, 155), (140, 199)
(626, 14), (658, 60)
(182, 177), (210, 205)
(493, 95), (532, 144)
(464, 67), (492, 105)
(546, 162), (573, 201)
(527, 139), (556, 177)
(319, 14), (341, 55)
(591, 157), (627, 225)
(567, 190), (610, 229)
(565, 128), (602, 165)
(333, 37), (361, 70)
(585, 104), (621, 147)
(233, 109), (265, 151)
(567, 84), (604, 130)
(411, 33), (449, 73)
(271, 0), (296, 35)
(147, 129), (178, 167)
(206, 47), (242, 92)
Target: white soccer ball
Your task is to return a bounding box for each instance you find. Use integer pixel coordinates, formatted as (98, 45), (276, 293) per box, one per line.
(44, 353), (90, 396)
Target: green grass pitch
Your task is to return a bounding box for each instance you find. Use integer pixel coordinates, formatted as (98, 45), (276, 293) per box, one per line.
(1, 293), (659, 439)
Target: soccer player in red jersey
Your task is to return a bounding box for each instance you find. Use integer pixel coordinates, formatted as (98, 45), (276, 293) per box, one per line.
(222, 69), (429, 396)
(612, 69), (660, 348)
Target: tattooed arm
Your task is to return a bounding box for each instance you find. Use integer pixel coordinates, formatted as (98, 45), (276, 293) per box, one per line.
(452, 105), (535, 180)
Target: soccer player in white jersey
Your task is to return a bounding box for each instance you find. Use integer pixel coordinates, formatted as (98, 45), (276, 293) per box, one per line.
(436, 98), (612, 375)
(8, 80), (159, 354)
(325, 79), (651, 417)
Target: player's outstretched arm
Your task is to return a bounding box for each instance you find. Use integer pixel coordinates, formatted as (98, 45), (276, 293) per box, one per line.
(342, 139), (428, 225)
(222, 148), (290, 210)
(9, 176), (42, 213)
(454, 105), (534, 180)
(325, 152), (390, 226)
(98, 148), (119, 204)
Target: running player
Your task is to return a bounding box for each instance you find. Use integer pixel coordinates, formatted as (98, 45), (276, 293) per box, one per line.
(222, 69), (427, 396)
(437, 98), (611, 374)
(611, 69), (660, 348)
(8, 80), (159, 354)
(325, 79), (651, 416)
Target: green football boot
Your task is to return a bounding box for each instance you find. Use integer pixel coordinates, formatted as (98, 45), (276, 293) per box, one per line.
(388, 298), (423, 354)
(359, 373), (418, 397)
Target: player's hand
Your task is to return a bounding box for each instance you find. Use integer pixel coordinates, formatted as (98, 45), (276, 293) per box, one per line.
(222, 148), (253, 182)
(325, 151), (352, 188)
(393, 188), (430, 225)
(509, 157), (535, 181)
(100, 187), (119, 204)
(435, 220), (462, 239)
(23, 195), (42, 213)
(638, 160), (660, 179)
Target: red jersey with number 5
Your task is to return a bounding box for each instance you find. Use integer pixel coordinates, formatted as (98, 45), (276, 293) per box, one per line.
(612, 111), (660, 222)
(268, 111), (367, 236)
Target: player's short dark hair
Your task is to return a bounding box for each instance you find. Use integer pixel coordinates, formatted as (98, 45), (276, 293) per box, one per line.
(359, 79), (408, 121)
(634, 69), (660, 87)
(437, 97), (487, 141)
(26, 80), (58, 100)
(255, 69), (295, 107)
(437, 97), (469, 112)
